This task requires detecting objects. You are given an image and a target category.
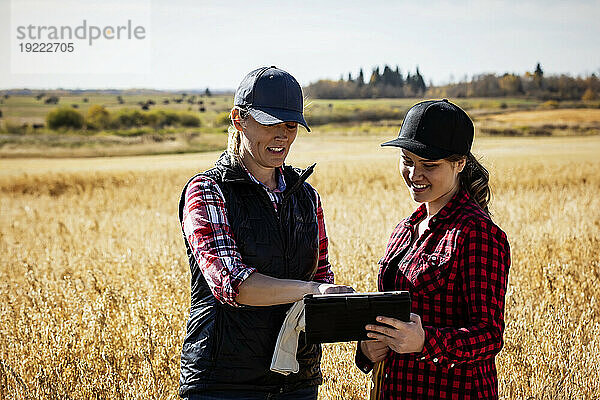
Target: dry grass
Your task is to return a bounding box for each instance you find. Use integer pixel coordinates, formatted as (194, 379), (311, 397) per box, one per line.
(485, 109), (600, 125)
(476, 109), (600, 137)
(1, 135), (600, 399)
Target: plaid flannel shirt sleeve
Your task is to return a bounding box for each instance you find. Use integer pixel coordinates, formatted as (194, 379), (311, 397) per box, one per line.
(355, 341), (376, 373)
(182, 176), (256, 307)
(420, 220), (511, 366)
(310, 187), (335, 284)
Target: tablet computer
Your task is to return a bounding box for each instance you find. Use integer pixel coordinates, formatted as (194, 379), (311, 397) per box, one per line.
(303, 291), (411, 344)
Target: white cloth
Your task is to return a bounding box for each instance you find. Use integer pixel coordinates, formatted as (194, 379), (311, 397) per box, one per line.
(270, 300), (306, 375)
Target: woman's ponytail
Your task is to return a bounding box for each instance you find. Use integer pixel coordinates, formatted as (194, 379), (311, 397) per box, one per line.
(227, 106), (249, 160)
(448, 153), (491, 214)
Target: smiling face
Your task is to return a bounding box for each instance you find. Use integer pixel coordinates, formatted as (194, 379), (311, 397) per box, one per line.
(232, 110), (298, 184)
(400, 149), (466, 215)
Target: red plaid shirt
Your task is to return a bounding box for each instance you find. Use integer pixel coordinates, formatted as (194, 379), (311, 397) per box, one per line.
(356, 188), (510, 400)
(182, 166), (334, 307)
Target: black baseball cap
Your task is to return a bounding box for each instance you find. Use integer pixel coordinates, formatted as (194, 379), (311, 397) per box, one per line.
(234, 66), (310, 132)
(381, 99), (473, 160)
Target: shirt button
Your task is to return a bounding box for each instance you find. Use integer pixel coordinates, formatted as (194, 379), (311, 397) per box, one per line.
(433, 358), (438, 363)
(420, 356), (426, 361)
(221, 270), (227, 276)
(430, 255), (437, 262)
(385, 373), (388, 378)
(450, 363), (455, 368)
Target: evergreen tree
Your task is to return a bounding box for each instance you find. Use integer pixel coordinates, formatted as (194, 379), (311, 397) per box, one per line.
(534, 62), (544, 88)
(404, 72), (413, 95)
(357, 68), (365, 86)
(394, 66), (404, 87)
(534, 62), (544, 78)
(382, 65), (394, 86)
(414, 67), (426, 94)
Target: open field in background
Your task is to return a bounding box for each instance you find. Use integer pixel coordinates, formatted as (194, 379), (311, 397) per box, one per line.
(486, 108), (600, 124)
(1, 93), (599, 157)
(1, 135), (600, 399)
(478, 109), (600, 137)
(0, 93), (232, 123)
(0, 93), (543, 125)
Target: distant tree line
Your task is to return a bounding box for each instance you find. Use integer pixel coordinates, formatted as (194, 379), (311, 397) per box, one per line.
(428, 64), (599, 101)
(305, 63), (599, 101)
(305, 65), (427, 99)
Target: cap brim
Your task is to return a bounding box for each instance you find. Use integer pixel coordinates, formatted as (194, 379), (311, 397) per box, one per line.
(380, 138), (453, 160)
(249, 106), (311, 132)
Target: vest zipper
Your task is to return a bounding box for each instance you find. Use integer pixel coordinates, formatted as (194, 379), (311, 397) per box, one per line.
(278, 163), (316, 279)
(241, 163), (317, 279)
(278, 197), (289, 278)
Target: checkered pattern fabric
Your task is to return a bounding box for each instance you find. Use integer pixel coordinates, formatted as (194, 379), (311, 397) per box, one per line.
(182, 167), (334, 307)
(356, 188), (510, 400)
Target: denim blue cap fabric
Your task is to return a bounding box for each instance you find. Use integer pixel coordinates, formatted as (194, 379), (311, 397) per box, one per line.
(234, 66), (310, 132)
(381, 99), (473, 160)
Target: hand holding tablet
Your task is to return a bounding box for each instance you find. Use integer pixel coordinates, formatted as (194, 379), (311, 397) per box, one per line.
(365, 313), (425, 354)
(303, 291), (411, 344)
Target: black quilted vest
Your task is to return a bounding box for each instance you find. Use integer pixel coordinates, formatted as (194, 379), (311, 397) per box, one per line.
(178, 153), (322, 396)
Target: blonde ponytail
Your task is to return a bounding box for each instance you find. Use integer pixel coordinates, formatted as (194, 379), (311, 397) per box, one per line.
(227, 107), (249, 159)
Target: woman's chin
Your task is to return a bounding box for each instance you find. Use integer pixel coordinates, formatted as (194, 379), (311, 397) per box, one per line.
(264, 154), (287, 168)
(409, 190), (429, 203)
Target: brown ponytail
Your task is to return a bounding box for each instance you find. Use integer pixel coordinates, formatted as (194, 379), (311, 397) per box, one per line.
(447, 153), (491, 214)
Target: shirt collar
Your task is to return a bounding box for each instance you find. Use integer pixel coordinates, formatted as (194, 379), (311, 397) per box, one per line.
(405, 187), (470, 226)
(436, 187), (470, 221)
(406, 203), (428, 226)
(240, 162), (287, 193)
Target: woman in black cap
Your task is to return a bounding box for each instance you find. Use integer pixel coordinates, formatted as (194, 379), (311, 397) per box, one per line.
(178, 66), (353, 400)
(356, 100), (511, 399)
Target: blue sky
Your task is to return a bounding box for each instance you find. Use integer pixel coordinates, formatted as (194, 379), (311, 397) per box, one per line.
(1, 0), (599, 90)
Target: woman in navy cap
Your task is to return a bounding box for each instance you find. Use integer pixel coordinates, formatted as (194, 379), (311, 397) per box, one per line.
(178, 66), (353, 399)
(356, 100), (511, 399)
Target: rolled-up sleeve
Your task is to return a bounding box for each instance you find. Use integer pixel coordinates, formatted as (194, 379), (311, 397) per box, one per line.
(182, 176), (256, 307)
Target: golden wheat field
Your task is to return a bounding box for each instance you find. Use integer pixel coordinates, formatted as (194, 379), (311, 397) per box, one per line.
(486, 109), (600, 125)
(1, 134), (600, 399)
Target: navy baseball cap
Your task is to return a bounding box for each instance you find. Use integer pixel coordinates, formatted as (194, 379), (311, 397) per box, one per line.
(234, 66), (310, 132)
(381, 99), (473, 160)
